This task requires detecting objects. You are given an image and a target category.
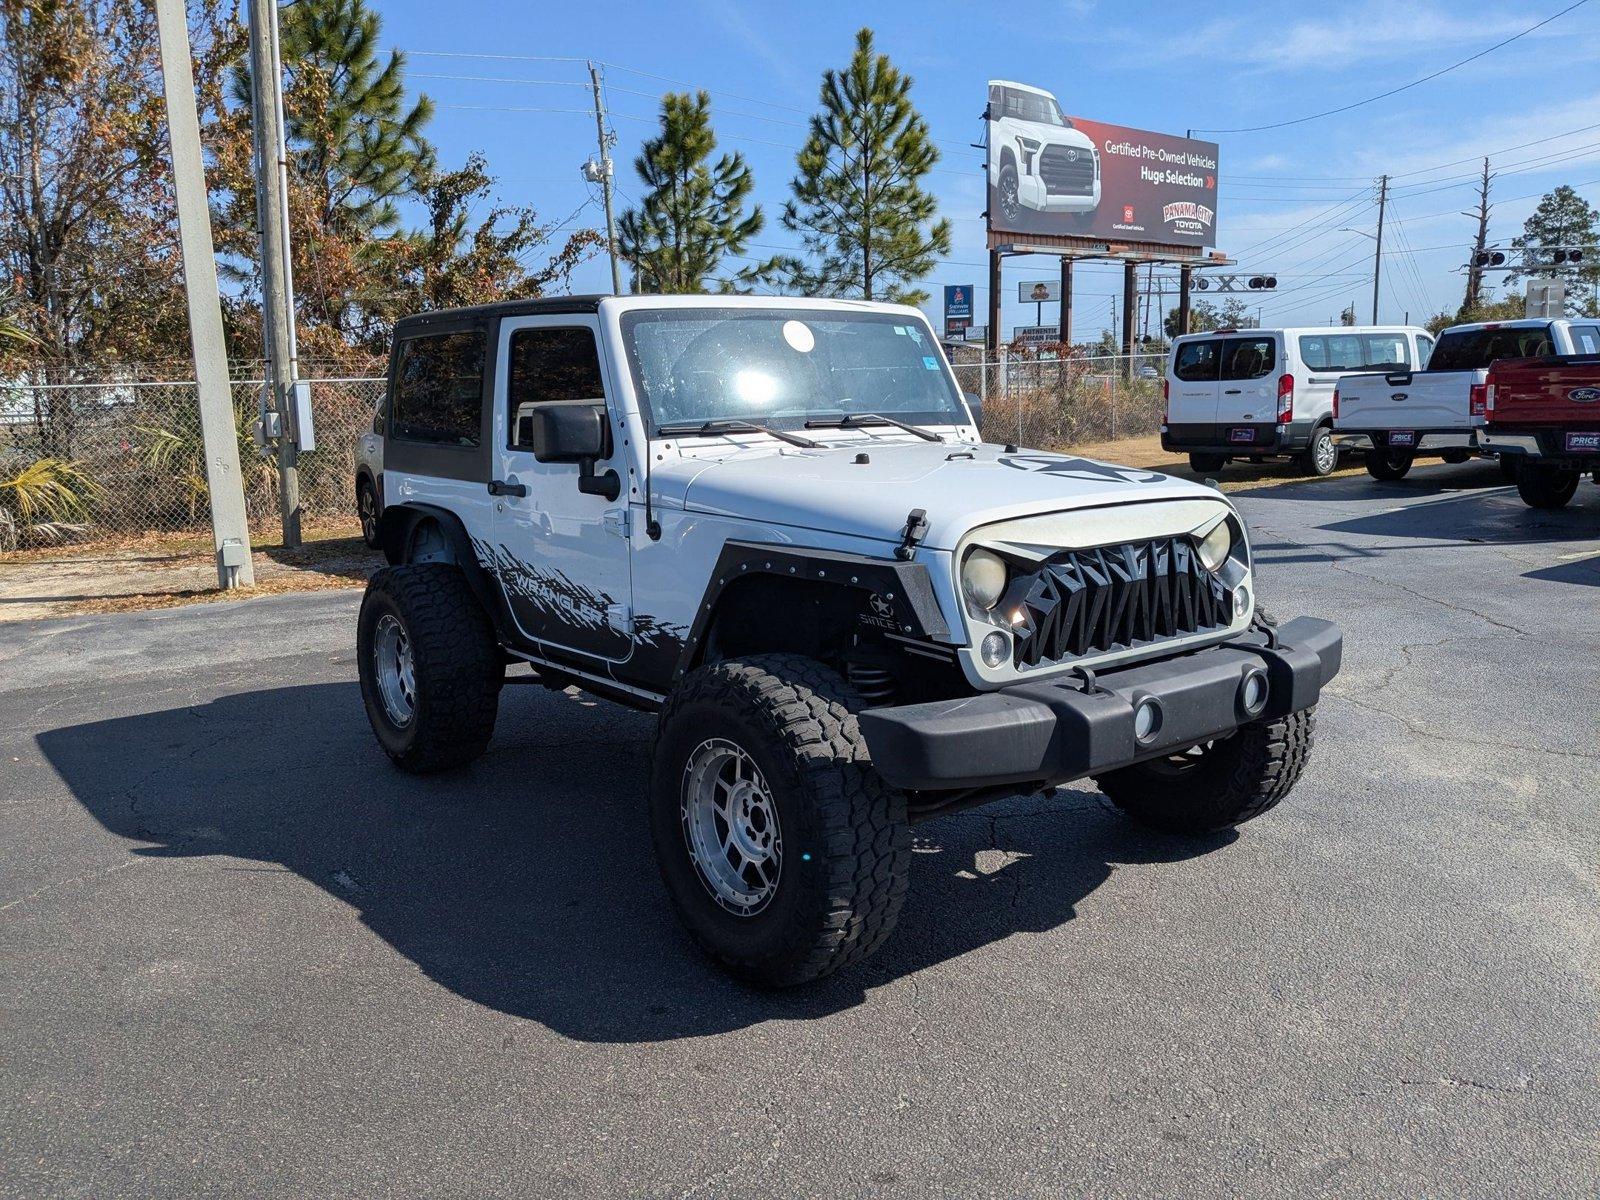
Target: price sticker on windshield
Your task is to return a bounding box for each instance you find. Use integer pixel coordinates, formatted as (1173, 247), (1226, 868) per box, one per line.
(922, 356), (939, 371)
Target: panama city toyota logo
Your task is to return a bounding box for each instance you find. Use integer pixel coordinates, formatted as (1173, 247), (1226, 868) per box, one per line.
(1162, 201), (1215, 231)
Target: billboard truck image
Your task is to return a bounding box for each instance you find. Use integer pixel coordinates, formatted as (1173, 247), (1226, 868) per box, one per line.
(986, 80), (1220, 249)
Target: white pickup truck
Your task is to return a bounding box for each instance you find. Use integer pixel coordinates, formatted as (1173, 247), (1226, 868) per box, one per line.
(1334, 318), (1600, 480)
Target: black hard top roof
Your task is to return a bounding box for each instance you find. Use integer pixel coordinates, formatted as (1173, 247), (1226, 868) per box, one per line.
(393, 294), (608, 334)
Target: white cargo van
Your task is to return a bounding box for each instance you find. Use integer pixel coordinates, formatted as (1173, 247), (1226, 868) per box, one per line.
(1163, 326), (1433, 475)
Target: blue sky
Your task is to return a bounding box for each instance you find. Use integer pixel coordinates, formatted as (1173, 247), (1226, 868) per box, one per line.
(371, 0), (1600, 338)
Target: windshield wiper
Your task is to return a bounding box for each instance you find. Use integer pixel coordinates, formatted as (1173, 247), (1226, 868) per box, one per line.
(804, 413), (944, 443)
(656, 418), (822, 450)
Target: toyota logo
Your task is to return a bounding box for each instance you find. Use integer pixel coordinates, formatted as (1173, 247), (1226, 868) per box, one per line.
(1569, 387), (1600, 403)
(1065, 147), (1078, 161)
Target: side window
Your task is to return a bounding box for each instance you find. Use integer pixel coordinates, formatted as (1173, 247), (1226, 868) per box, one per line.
(1298, 336), (1330, 371)
(1415, 335), (1434, 368)
(1173, 340), (1221, 382)
(1570, 325), (1600, 355)
(1362, 333), (1410, 371)
(1219, 336), (1275, 381)
(1320, 334), (1363, 371)
(506, 326), (605, 446)
(391, 331), (485, 447)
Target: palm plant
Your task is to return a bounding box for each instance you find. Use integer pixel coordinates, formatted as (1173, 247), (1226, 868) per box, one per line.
(0, 457), (101, 549)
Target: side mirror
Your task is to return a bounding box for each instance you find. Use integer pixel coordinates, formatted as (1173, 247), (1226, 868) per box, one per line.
(964, 390), (984, 432)
(516, 400), (620, 502)
(520, 399), (609, 462)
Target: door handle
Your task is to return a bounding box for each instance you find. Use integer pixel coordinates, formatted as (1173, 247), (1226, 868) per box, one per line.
(1224, 388), (1242, 395)
(487, 479), (528, 497)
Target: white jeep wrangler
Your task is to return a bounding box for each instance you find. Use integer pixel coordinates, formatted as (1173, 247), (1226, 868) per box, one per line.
(359, 295), (1342, 986)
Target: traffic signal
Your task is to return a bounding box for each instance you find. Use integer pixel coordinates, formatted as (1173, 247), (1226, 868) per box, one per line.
(1193, 277), (1210, 291)
(1554, 248), (1586, 265)
(1472, 250), (1507, 267)
(1247, 276), (1277, 289)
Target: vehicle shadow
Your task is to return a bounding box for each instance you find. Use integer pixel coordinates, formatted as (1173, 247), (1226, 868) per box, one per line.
(36, 680), (1232, 1044)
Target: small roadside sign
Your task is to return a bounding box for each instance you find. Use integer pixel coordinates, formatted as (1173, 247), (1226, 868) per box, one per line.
(1013, 325), (1060, 346)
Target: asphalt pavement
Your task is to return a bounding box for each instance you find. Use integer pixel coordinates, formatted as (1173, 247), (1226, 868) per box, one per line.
(2, 459), (1597, 1198)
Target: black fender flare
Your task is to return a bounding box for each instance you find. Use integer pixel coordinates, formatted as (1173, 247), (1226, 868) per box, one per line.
(670, 540), (955, 683)
(375, 503), (502, 623)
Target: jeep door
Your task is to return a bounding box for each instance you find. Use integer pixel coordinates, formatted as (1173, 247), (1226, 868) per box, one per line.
(490, 316), (632, 663)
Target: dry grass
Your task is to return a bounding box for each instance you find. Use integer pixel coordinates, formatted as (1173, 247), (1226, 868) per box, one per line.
(0, 436), (1399, 622)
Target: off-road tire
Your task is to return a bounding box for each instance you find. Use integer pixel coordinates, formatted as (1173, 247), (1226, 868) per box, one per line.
(1365, 449), (1413, 481)
(357, 477), (381, 549)
(1094, 707), (1317, 835)
(1515, 463), (1580, 509)
(1190, 452), (1227, 474)
(649, 654), (911, 987)
(358, 564), (502, 773)
(1299, 425), (1338, 476)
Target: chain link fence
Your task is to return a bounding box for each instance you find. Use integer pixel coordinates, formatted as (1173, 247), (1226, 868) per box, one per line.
(1, 351), (1168, 548)
(950, 352), (1167, 449)
(0, 376), (383, 546)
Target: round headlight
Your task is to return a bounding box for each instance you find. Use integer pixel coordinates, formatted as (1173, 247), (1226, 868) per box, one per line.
(1197, 521), (1233, 573)
(962, 548), (1008, 610)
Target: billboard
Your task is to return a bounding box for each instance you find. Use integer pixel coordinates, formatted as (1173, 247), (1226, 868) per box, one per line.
(986, 80), (1219, 248)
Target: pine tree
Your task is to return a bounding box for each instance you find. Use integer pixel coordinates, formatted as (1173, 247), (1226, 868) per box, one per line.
(233, 0), (434, 240)
(781, 28), (951, 305)
(1506, 185), (1600, 317)
(618, 91), (778, 293)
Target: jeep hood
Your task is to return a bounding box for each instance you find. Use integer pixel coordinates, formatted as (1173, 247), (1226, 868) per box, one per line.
(651, 440), (1217, 549)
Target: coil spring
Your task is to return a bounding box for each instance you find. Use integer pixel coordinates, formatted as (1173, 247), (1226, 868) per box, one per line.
(847, 661), (895, 707)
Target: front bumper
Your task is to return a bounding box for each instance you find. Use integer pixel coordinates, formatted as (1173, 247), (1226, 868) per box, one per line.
(859, 615), (1342, 791)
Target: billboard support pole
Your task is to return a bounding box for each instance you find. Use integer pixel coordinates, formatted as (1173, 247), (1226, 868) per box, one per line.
(1121, 261), (1138, 378)
(1059, 258), (1073, 348)
(1178, 265), (1192, 336)
(987, 248), (1003, 360)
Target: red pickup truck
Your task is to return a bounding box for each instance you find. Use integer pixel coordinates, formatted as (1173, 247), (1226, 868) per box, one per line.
(1479, 355), (1600, 508)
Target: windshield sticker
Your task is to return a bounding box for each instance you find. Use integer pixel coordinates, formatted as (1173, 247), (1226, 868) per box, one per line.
(908, 326), (924, 345)
(893, 325), (908, 335)
(781, 320), (815, 353)
(921, 356), (939, 371)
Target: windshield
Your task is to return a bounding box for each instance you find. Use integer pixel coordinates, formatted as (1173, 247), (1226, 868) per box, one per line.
(620, 308), (970, 433)
(1428, 325), (1554, 371)
(1002, 89), (1067, 127)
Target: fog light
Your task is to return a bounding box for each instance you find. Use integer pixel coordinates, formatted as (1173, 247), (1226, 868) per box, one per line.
(980, 631), (1010, 668)
(1133, 697), (1162, 743)
(1240, 670), (1268, 714)
(1235, 584), (1251, 619)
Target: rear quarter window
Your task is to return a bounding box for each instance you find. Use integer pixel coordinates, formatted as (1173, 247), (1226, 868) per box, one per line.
(391, 331), (486, 446)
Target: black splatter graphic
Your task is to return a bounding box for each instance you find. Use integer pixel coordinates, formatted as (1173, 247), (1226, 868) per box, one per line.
(996, 452), (1168, 486)
(469, 536), (687, 654)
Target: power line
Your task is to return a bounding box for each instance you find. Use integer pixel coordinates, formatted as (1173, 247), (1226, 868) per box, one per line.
(1191, 0), (1593, 134)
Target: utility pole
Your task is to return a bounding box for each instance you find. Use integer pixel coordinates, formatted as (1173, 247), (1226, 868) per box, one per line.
(248, 0), (300, 547)
(1464, 158), (1493, 313)
(588, 61), (623, 294)
(153, 0), (254, 587)
(1371, 174), (1388, 324)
